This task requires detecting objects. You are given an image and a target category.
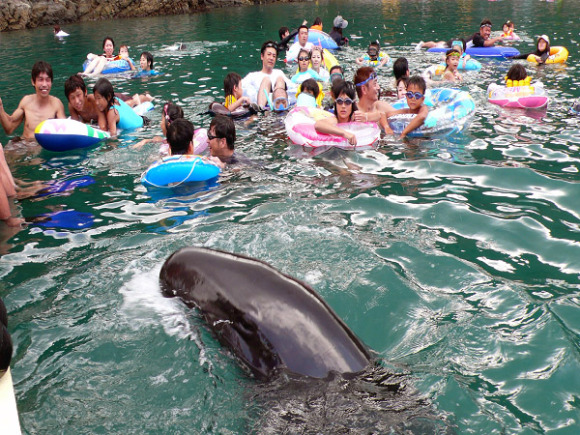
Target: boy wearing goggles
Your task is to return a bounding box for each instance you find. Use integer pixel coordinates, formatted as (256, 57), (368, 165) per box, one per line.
(384, 76), (428, 139)
(356, 41), (390, 69)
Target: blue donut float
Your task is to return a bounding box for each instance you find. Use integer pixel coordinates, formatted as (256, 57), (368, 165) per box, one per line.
(388, 88), (476, 137)
(82, 58), (133, 74)
(141, 155), (221, 188)
(294, 29), (339, 50)
(427, 46), (519, 58)
(35, 119), (110, 152)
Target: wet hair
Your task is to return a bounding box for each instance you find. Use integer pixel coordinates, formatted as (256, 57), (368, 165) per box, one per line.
(330, 65), (343, 75)
(210, 115), (236, 149)
(332, 80), (358, 121)
(353, 66), (375, 98)
(298, 24), (309, 33)
(311, 46), (324, 61)
(162, 101), (184, 127)
(407, 75), (426, 94)
(167, 118), (194, 155)
(368, 41), (380, 50)
(119, 45), (129, 52)
(224, 72), (242, 97)
(480, 18), (492, 27)
(396, 76), (409, 89)
(300, 79), (319, 99)
(506, 64), (527, 81)
(0, 298), (12, 377)
(64, 74), (87, 100)
(102, 36), (115, 50)
(54, 25), (61, 33)
(261, 40), (279, 55)
(31, 60), (53, 82)
(92, 78), (115, 112)
(313, 17), (322, 26)
(140, 51), (154, 69)
(278, 26), (289, 40)
(393, 57), (409, 81)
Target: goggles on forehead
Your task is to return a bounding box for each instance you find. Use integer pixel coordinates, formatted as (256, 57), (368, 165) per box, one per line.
(447, 51), (461, 58)
(330, 72), (344, 81)
(355, 72), (377, 87)
(481, 24), (492, 28)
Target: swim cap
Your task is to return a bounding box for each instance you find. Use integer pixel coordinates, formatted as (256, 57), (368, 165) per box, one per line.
(539, 34), (550, 45)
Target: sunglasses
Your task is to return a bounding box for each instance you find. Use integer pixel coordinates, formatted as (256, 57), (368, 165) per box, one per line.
(298, 56), (310, 61)
(336, 97), (353, 106)
(356, 72), (377, 87)
(207, 133), (222, 140)
(406, 91), (424, 100)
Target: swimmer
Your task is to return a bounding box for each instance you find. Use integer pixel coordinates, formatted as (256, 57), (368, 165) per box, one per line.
(509, 35), (551, 64)
(356, 41), (390, 68)
(64, 74), (105, 126)
(443, 49), (463, 82)
(0, 61), (65, 140)
(223, 72), (252, 112)
(384, 76), (429, 139)
(314, 80), (358, 145)
(133, 101), (184, 153)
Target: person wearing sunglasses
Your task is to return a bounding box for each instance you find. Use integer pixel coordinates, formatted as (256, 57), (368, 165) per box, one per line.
(384, 76), (429, 139)
(466, 18), (504, 49)
(356, 41), (390, 69)
(443, 49), (463, 83)
(291, 49), (323, 85)
(314, 80), (359, 145)
(242, 40), (294, 109)
(207, 115), (237, 166)
(352, 67), (394, 126)
(286, 25), (314, 63)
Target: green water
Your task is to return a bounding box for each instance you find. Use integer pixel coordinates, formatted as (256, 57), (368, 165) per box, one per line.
(1, 0), (580, 433)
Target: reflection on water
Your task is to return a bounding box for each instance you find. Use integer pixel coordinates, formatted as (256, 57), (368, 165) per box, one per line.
(1, 0), (580, 433)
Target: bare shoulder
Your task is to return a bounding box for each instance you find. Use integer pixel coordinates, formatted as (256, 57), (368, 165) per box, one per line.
(376, 100), (393, 112)
(50, 95), (65, 108)
(18, 94), (36, 108)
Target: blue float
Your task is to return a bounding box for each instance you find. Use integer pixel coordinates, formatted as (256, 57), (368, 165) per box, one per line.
(35, 119), (110, 152)
(388, 88), (476, 137)
(82, 58), (133, 74)
(294, 29), (339, 50)
(427, 46), (519, 58)
(141, 155), (221, 188)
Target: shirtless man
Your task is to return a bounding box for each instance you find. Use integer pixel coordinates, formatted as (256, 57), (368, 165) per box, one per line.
(64, 74), (104, 126)
(352, 66), (393, 131)
(0, 61), (65, 140)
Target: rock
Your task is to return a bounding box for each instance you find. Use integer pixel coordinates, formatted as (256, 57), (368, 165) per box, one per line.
(0, 0), (298, 32)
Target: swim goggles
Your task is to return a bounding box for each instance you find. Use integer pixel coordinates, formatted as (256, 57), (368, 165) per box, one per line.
(405, 91), (424, 100)
(330, 72), (344, 81)
(481, 23), (492, 28)
(355, 72), (377, 87)
(335, 97), (353, 106)
(273, 96), (289, 110)
(447, 51), (461, 58)
(367, 48), (379, 56)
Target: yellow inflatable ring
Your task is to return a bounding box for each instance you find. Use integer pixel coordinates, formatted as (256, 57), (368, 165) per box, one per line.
(527, 46), (569, 64)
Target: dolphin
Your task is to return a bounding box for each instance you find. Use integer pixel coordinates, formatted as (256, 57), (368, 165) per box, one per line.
(159, 246), (371, 379)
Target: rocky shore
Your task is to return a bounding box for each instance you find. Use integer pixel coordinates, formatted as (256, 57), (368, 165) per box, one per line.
(1, 0), (304, 32)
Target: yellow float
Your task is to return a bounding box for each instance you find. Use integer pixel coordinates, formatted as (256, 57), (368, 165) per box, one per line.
(527, 46), (569, 64)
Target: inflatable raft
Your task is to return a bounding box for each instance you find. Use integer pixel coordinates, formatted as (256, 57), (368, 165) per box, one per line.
(428, 46), (520, 58)
(388, 88), (476, 137)
(527, 46), (569, 64)
(294, 29), (339, 50)
(487, 82), (549, 109)
(35, 119), (110, 152)
(285, 106), (381, 148)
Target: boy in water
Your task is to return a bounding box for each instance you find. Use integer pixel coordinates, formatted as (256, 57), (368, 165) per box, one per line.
(384, 75), (429, 139)
(0, 61), (65, 140)
(64, 74), (104, 126)
(166, 118), (195, 156)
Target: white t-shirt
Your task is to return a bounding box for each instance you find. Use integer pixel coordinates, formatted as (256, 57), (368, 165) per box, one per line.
(286, 41), (315, 62)
(242, 69), (295, 103)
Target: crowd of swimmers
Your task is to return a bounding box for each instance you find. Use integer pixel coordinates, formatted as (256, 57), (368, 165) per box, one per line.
(0, 16), (559, 227)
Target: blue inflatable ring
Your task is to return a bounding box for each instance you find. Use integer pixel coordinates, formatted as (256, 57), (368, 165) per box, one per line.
(141, 155), (221, 188)
(427, 46), (519, 58)
(388, 88), (476, 138)
(294, 29), (339, 50)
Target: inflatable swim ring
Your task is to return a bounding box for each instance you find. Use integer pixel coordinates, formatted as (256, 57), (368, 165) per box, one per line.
(388, 88), (476, 137)
(294, 29), (339, 50)
(361, 52), (391, 67)
(428, 46), (520, 58)
(82, 58), (133, 75)
(527, 46), (569, 64)
(323, 49), (339, 71)
(285, 106), (381, 148)
(208, 102), (258, 119)
(35, 119), (110, 152)
(487, 82), (548, 109)
(141, 155), (221, 188)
